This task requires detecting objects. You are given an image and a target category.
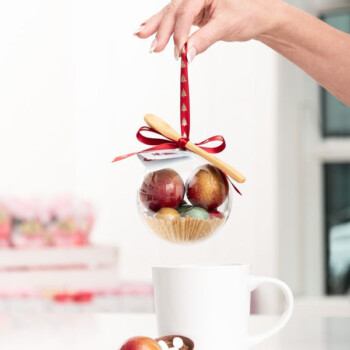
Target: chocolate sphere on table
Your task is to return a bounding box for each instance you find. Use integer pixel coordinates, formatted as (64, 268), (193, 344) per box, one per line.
(120, 336), (161, 350)
(137, 159), (232, 244)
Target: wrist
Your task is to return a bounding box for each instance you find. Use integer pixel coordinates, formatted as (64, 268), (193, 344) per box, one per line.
(255, 1), (292, 42)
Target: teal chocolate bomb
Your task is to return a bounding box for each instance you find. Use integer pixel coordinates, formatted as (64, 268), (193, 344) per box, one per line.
(177, 204), (192, 215)
(179, 206), (210, 220)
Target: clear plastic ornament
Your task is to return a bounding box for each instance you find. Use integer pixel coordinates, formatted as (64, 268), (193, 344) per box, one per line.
(137, 150), (232, 244)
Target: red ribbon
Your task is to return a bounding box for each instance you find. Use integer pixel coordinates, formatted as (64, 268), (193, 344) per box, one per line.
(180, 44), (190, 140)
(112, 44), (241, 194)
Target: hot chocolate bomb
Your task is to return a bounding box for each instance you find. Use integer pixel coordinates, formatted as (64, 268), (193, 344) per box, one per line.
(119, 335), (194, 350)
(140, 169), (184, 212)
(186, 164), (229, 210)
(138, 163), (230, 243)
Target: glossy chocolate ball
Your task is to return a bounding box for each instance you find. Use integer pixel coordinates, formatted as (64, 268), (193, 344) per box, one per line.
(140, 168), (184, 212)
(177, 204), (192, 215)
(180, 206), (210, 220)
(209, 210), (225, 219)
(186, 164), (229, 210)
(155, 207), (180, 219)
(120, 336), (161, 350)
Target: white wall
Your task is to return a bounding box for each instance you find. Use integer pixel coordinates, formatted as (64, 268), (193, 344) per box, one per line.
(0, 0), (280, 310)
(0, 0), (76, 196)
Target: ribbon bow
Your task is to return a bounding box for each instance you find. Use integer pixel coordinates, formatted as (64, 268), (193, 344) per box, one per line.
(112, 125), (227, 162)
(113, 44), (240, 194)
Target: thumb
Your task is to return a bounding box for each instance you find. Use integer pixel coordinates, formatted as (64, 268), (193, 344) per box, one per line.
(186, 20), (222, 62)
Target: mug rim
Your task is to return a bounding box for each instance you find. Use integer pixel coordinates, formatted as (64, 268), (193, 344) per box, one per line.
(152, 263), (250, 269)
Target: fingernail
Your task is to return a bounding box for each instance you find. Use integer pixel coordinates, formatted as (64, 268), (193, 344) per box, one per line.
(174, 46), (180, 60)
(187, 47), (197, 64)
(149, 38), (157, 53)
(133, 24), (145, 35)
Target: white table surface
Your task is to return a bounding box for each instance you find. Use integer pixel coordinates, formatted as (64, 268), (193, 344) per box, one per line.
(0, 312), (349, 350)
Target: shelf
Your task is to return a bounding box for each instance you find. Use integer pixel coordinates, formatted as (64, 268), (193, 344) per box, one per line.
(0, 245), (118, 269)
(0, 245), (120, 293)
(0, 268), (121, 293)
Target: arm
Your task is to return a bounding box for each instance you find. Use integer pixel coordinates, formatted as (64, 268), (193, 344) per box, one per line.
(258, 3), (350, 106)
(135, 0), (350, 106)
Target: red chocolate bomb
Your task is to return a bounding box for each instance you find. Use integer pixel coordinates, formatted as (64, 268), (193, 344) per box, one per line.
(120, 336), (161, 350)
(209, 210), (225, 219)
(186, 164), (229, 211)
(140, 168), (184, 212)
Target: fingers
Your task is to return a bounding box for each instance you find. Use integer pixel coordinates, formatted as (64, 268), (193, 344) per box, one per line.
(187, 20), (222, 62)
(173, 0), (205, 58)
(135, 0), (213, 60)
(153, 9), (177, 52)
(134, 8), (166, 39)
(135, 3), (178, 53)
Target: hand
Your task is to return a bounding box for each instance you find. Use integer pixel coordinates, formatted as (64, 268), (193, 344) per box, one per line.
(134, 0), (283, 62)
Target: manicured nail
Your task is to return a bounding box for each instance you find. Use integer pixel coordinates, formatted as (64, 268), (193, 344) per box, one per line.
(149, 38), (157, 53)
(187, 47), (197, 63)
(174, 46), (180, 60)
(133, 24), (145, 35)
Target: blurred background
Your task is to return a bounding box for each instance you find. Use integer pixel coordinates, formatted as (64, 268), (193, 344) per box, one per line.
(0, 0), (349, 315)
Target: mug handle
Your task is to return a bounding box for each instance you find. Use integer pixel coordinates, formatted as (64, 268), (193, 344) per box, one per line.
(248, 276), (294, 348)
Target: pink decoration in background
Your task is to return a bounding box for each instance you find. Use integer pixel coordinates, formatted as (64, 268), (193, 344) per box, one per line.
(0, 195), (94, 249)
(48, 195), (94, 247)
(0, 203), (12, 248)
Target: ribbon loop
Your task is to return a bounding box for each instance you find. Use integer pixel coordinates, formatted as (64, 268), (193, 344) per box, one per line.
(196, 135), (226, 153)
(137, 126), (168, 145)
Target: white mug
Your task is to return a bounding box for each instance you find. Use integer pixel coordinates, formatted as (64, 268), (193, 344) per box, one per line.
(153, 264), (293, 349)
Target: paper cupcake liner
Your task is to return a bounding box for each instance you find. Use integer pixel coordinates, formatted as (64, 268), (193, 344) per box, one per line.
(143, 214), (225, 243)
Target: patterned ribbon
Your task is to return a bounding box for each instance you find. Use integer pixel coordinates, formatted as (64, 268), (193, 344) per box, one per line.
(180, 44), (190, 140)
(112, 44), (241, 193)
